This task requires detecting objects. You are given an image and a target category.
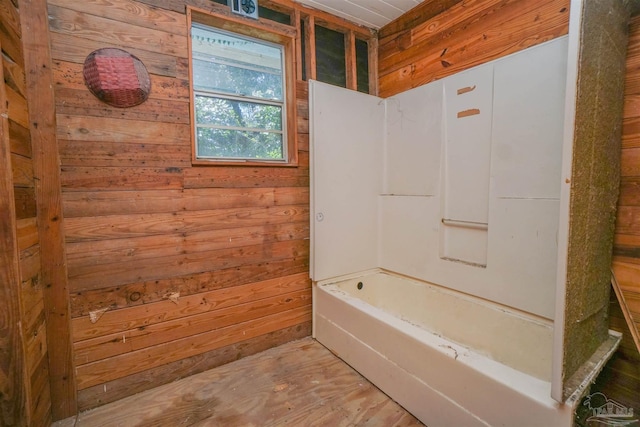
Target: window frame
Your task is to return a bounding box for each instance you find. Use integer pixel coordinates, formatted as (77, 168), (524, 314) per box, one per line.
(187, 7), (298, 167)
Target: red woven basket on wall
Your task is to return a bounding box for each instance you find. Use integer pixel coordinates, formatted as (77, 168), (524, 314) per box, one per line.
(83, 48), (151, 108)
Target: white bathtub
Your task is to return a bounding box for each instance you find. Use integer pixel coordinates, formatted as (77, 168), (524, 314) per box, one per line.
(313, 270), (576, 426)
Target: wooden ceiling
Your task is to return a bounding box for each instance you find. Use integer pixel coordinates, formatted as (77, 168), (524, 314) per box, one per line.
(293, 0), (424, 29)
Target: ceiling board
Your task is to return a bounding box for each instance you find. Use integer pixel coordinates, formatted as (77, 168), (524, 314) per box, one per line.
(294, 0), (423, 29)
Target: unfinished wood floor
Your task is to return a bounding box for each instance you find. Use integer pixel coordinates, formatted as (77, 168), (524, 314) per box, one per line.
(54, 338), (424, 426)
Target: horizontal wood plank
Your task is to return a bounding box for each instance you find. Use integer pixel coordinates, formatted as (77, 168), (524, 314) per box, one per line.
(6, 84), (28, 128)
(76, 322), (311, 411)
(62, 187), (308, 217)
(11, 152), (33, 188)
(0, 1), (21, 39)
(29, 355), (52, 427)
(58, 140), (191, 168)
(51, 39), (180, 79)
(57, 115), (190, 145)
(8, 119), (30, 158)
(0, 19), (23, 68)
(378, 0), (570, 97)
(63, 188), (276, 217)
(47, 0), (187, 36)
(68, 239), (308, 292)
(61, 166), (184, 192)
(54, 88), (190, 124)
(3, 52), (26, 98)
(618, 177), (640, 206)
(64, 204), (308, 241)
(621, 147), (640, 177)
(75, 305), (311, 389)
(24, 310), (48, 377)
(18, 243), (40, 281)
(66, 221), (308, 269)
(47, 4), (188, 58)
(13, 186), (36, 219)
(183, 166), (309, 189)
(622, 116), (640, 149)
(73, 272), (310, 341)
(615, 206), (640, 235)
(68, 256), (309, 317)
(74, 289), (310, 364)
(16, 217), (38, 250)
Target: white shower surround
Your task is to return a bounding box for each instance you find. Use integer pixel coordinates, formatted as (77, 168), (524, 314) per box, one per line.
(309, 6), (621, 422)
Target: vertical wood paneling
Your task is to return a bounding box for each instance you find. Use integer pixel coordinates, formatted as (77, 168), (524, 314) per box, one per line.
(345, 30), (357, 90)
(377, 0), (571, 97)
(304, 15), (316, 81)
(0, 35), (29, 427)
(1, 1), (53, 425)
(21, 0), (76, 420)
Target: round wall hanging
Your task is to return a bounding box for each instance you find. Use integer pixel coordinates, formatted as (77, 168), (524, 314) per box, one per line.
(83, 48), (151, 108)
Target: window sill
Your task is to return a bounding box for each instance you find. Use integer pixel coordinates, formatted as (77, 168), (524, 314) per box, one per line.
(191, 157), (299, 168)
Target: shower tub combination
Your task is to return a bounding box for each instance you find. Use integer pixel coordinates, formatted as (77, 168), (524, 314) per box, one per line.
(313, 270), (575, 426)
(309, 16), (623, 424)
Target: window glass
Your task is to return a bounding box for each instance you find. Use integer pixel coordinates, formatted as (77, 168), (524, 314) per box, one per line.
(259, 6), (291, 25)
(356, 38), (369, 93)
(315, 25), (346, 88)
(191, 24), (286, 161)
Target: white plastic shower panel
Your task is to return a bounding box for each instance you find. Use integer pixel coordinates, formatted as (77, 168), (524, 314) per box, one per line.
(310, 37), (568, 318)
(384, 81), (443, 197)
(440, 64), (494, 266)
(309, 81), (384, 282)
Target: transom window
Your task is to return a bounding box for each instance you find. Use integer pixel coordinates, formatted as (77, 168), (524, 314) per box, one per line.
(191, 24), (288, 162)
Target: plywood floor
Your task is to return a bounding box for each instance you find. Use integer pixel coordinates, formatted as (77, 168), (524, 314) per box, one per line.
(54, 338), (424, 426)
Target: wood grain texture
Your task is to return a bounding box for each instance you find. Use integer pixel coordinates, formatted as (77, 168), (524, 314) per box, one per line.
(76, 323), (311, 411)
(73, 288), (310, 364)
(66, 338), (423, 426)
(1, 2), (53, 424)
(51, 38), (182, 78)
(20, 0), (76, 419)
(71, 272), (310, 341)
(65, 222), (308, 269)
(47, 4), (188, 57)
(76, 305), (311, 389)
(68, 239), (308, 292)
(378, 0), (570, 97)
(48, 0), (187, 36)
(62, 187), (308, 217)
(607, 12), (640, 413)
(44, 0), (351, 413)
(612, 268), (640, 354)
(69, 256), (308, 317)
(0, 32), (29, 427)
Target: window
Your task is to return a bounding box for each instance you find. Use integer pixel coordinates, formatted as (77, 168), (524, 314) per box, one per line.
(315, 25), (346, 88)
(355, 38), (369, 93)
(299, 18), (375, 95)
(188, 10), (297, 165)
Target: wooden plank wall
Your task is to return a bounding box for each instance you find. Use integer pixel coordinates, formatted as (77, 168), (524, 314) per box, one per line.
(0, 0), (52, 425)
(377, 0), (571, 98)
(45, 0), (371, 413)
(597, 13), (640, 410)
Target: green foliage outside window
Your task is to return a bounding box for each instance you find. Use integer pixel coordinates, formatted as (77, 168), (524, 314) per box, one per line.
(191, 25), (286, 161)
